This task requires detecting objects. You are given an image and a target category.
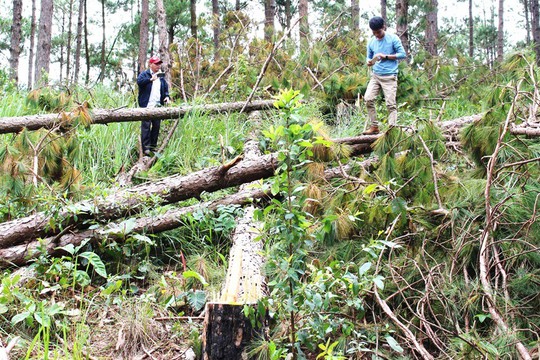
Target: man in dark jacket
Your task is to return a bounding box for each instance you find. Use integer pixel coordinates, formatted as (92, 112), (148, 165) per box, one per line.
(137, 55), (170, 156)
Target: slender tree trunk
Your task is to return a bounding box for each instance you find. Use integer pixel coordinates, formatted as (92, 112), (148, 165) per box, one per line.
(100, 0), (106, 83)
(9, 0), (23, 85)
(74, 0), (85, 84)
(532, 0), (540, 65)
(522, 0), (530, 45)
(65, 0), (74, 83)
(235, 0), (240, 11)
(299, 0), (309, 46)
(351, 0), (359, 30)
(212, 0), (220, 58)
(59, 12), (65, 83)
(497, 0), (504, 62)
(381, 0), (387, 21)
(138, 0), (150, 74)
(84, 0), (90, 83)
(264, 0), (275, 41)
(34, 0), (54, 87)
(28, 0), (37, 88)
(469, 0), (474, 57)
(190, 0), (197, 38)
(425, 0), (438, 56)
(285, 0), (291, 33)
(396, 0), (409, 58)
(156, 0), (171, 84)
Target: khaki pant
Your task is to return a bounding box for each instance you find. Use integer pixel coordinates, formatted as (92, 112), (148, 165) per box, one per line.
(364, 74), (398, 127)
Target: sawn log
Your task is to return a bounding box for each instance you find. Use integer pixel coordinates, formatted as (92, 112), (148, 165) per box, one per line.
(0, 100), (275, 134)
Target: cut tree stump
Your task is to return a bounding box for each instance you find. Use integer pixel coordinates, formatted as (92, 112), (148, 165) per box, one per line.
(202, 303), (261, 360)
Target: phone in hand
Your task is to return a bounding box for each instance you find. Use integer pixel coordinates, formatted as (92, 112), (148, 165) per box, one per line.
(157, 72), (165, 78)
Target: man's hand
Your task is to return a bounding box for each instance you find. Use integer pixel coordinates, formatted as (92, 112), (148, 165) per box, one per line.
(164, 97), (171, 104)
(151, 74), (158, 81)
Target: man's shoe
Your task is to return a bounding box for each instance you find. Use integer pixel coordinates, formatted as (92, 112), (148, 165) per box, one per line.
(363, 125), (380, 135)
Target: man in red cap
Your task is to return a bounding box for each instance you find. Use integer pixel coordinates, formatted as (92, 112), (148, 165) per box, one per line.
(137, 55), (170, 156)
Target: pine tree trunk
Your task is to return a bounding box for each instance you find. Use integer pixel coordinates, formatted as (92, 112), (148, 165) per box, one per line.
(138, 0), (150, 74)
(264, 0), (275, 41)
(524, 0), (531, 45)
(59, 12), (65, 83)
(156, 0), (171, 84)
(532, 0), (540, 66)
(190, 0), (197, 38)
(299, 0), (309, 45)
(28, 0), (37, 88)
(497, 0), (504, 62)
(396, 0), (409, 57)
(469, 0), (474, 57)
(285, 0), (291, 32)
(351, 0), (359, 30)
(381, 0), (387, 22)
(425, 0), (438, 56)
(84, 0), (90, 83)
(65, 0), (74, 83)
(35, 0), (54, 87)
(212, 0), (220, 58)
(74, 0), (85, 84)
(0, 100), (275, 135)
(201, 303), (258, 360)
(99, 0), (106, 83)
(9, 0), (23, 84)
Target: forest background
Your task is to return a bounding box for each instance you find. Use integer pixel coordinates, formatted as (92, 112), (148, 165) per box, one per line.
(0, 0), (539, 359)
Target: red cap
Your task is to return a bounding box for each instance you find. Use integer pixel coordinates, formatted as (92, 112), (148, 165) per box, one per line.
(149, 56), (163, 64)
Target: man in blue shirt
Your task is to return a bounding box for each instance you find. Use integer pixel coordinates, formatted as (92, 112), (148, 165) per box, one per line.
(363, 16), (406, 134)
(137, 55), (170, 156)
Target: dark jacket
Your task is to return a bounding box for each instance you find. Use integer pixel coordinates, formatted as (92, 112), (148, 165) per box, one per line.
(137, 69), (170, 107)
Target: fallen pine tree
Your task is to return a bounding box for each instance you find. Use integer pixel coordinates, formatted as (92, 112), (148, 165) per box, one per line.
(0, 99), (275, 134)
(0, 158), (375, 268)
(1, 114), (538, 258)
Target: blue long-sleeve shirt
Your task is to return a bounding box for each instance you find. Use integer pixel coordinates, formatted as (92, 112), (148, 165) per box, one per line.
(367, 33), (406, 76)
(137, 69), (170, 107)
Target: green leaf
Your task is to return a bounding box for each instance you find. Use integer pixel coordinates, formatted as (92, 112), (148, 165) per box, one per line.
(0, 304), (8, 314)
(363, 183), (378, 195)
(385, 335), (404, 353)
(182, 270), (209, 287)
(358, 262), (372, 276)
(187, 290), (207, 311)
(12, 311), (31, 325)
(79, 252), (107, 278)
(373, 276), (385, 290)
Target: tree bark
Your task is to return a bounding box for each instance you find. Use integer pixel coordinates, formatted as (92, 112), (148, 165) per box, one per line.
(523, 0), (531, 45)
(65, 0), (74, 83)
(497, 0), (504, 62)
(201, 303), (258, 360)
(34, 0), (54, 87)
(190, 0), (197, 38)
(28, 0), (37, 88)
(381, 0), (387, 22)
(351, 0), (359, 31)
(138, 0), (150, 74)
(156, 0), (171, 85)
(0, 128), (381, 249)
(264, 0), (275, 41)
(9, 0), (23, 84)
(299, 0), (309, 46)
(99, 0), (106, 83)
(0, 188), (269, 267)
(212, 0), (220, 58)
(468, 0), (474, 57)
(396, 0), (409, 58)
(74, 0), (85, 84)
(532, 0), (540, 66)
(0, 99), (275, 134)
(425, 0), (438, 57)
